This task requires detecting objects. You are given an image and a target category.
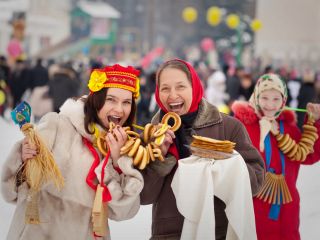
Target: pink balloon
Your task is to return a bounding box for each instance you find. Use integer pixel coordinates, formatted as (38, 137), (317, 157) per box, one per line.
(7, 39), (23, 58)
(200, 38), (215, 52)
(140, 47), (164, 69)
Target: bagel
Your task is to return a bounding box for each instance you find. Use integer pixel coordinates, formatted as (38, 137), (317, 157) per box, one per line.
(299, 141), (312, 152)
(147, 143), (155, 161)
(138, 147), (149, 170)
(278, 134), (290, 149)
(303, 131), (319, 141)
(299, 146), (307, 162)
(154, 134), (166, 146)
(295, 147), (302, 161)
(108, 122), (116, 132)
(146, 148), (151, 164)
(275, 133), (283, 142)
(153, 124), (170, 138)
(161, 112), (181, 132)
(143, 123), (153, 143)
(302, 124), (317, 132)
(287, 144), (298, 159)
(150, 142), (160, 149)
(282, 139), (295, 154)
(120, 138), (136, 155)
(152, 148), (164, 161)
(302, 131), (318, 142)
(97, 136), (108, 156)
(122, 126), (131, 132)
(133, 145), (144, 166)
(126, 130), (141, 139)
(300, 136), (315, 146)
(128, 138), (141, 157)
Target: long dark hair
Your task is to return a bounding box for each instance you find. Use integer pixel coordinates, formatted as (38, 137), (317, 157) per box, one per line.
(83, 88), (136, 134)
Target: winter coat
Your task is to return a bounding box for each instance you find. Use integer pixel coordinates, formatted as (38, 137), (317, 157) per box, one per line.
(1, 98), (143, 240)
(232, 101), (320, 240)
(297, 82), (316, 129)
(48, 69), (79, 112)
(140, 98), (265, 240)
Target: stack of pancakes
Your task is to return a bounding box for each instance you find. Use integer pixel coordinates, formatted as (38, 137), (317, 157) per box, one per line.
(190, 135), (236, 160)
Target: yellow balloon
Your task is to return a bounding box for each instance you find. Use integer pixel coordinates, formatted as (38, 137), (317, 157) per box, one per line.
(182, 7), (198, 23)
(226, 14), (240, 29)
(218, 104), (230, 114)
(0, 90), (6, 105)
(250, 19), (262, 32)
(207, 7), (221, 26)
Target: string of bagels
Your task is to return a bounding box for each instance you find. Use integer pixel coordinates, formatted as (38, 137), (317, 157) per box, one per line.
(97, 112), (181, 169)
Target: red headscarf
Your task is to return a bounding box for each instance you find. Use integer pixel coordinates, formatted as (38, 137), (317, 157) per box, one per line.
(155, 59), (204, 160)
(155, 58), (204, 113)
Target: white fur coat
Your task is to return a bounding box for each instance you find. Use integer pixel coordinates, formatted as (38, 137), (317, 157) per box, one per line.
(1, 98), (143, 240)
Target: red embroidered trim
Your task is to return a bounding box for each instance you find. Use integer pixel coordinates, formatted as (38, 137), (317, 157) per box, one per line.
(83, 137), (112, 202)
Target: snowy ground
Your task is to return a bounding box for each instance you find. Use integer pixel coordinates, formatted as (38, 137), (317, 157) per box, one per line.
(0, 116), (319, 239)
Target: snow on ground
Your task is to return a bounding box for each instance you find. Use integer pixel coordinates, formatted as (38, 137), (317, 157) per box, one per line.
(0, 116), (319, 239)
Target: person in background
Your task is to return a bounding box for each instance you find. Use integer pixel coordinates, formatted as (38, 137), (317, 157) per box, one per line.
(297, 69), (316, 129)
(136, 67), (152, 125)
(205, 70), (230, 114)
(48, 63), (79, 113)
(140, 58), (265, 240)
(30, 58), (49, 89)
(1, 64), (144, 240)
(239, 72), (255, 101)
(232, 73), (320, 240)
(226, 65), (245, 106)
(7, 57), (32, 107)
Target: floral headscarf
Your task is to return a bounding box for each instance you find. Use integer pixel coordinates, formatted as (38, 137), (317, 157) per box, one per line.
(249, 73), (288, 151)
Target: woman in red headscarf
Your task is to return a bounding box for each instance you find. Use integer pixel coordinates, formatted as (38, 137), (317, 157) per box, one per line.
(140, 59), (265, 240)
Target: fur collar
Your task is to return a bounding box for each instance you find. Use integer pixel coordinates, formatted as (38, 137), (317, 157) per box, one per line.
(59, 97), (92, 140)
(231, 101), (297, 125)
(152, 98), (223, 128)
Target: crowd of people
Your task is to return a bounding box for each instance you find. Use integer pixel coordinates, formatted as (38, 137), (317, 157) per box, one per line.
(1, 54), (320, 240)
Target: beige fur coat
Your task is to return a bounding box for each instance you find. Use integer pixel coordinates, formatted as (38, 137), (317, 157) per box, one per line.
(1, 98), (143, 240)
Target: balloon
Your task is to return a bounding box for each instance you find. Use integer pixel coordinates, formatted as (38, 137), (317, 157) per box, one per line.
(200, 38), (215, 52)
(182, 7), (198, 23)
(0, 90), (6, 105)
(7, 39), (23, 58)
(206, 7), (221, 26)
(226, 14), (240, 29)
(218, 104), (230, 114)
(250, 19), (262, 32)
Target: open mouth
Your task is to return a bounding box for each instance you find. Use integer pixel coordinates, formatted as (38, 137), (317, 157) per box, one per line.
(108, 115), (121, 125)
(168, 102), (184, 111)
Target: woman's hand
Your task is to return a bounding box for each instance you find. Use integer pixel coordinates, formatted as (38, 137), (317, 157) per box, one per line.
(21, 137), (37, 163)
(307, 103), (320, 121)
(106, 126), (128, 167)
(159, 129), (175, 157)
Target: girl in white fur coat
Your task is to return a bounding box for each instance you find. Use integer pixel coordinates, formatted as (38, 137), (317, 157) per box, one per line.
(1, 64), (144, 240)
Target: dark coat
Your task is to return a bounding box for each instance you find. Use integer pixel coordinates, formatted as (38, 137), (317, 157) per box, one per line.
(140, 99), (265, 240)
(49, 69), (79, 112)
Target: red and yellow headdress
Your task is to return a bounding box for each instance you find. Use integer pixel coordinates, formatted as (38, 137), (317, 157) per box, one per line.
(88, 64), (140, 99)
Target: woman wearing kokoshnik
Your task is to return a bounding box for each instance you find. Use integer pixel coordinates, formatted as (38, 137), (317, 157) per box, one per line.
(232, 73), (320, 240)
(1, 64), (144, 240)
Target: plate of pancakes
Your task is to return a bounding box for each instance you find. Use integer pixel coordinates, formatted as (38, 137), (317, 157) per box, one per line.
(189, 135), (237, 160)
